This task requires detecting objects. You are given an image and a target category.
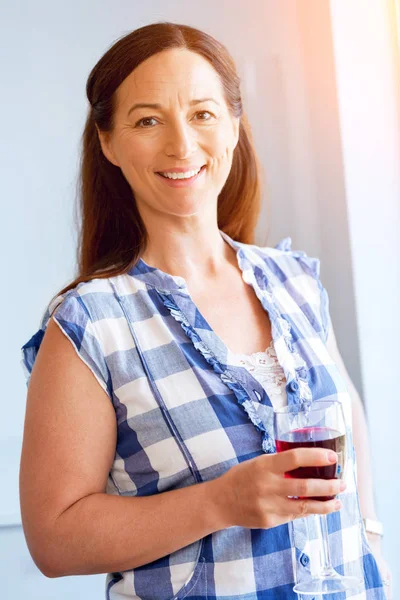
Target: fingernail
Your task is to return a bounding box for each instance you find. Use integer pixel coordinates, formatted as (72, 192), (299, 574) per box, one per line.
(328, 451), (337, 463)
(335, 500), (342, 510)
(340, 481), (346, 491)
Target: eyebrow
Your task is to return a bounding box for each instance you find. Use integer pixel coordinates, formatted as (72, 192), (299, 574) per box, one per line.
(127, 97), (220, 117)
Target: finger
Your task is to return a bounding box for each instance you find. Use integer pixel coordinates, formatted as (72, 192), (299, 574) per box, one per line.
(279, 497), (342, 518)
(280, 477), (345, 499)
(273, 448), (337, 474)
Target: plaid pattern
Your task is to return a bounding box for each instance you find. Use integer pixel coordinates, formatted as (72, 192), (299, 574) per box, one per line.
(21, 231), (386, 600)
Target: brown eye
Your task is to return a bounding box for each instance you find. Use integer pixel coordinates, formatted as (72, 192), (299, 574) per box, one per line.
(135, 117), (157, 128)
(195, 111), (213, 120)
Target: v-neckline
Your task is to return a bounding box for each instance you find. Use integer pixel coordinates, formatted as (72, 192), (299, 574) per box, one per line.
(130, 230), (296, 393)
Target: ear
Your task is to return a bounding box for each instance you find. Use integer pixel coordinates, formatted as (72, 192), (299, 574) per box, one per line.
(95, 125), (120, 167)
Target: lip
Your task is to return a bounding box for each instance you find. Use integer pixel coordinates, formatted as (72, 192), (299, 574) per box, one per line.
(155, 164), (206, 187)
(156, 165), (205, 174)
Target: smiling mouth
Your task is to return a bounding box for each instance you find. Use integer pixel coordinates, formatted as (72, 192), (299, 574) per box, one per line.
(156, 164), (207, 179)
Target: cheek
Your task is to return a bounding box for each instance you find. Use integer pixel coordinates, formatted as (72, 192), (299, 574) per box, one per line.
(119, 141), (146, 168)
(116, 140), (152, 185)
(207, 125), (237, 165)
(209, 140), (236, 171)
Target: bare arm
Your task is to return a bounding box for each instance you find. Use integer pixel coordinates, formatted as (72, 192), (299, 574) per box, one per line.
(19, 318), (225, 577)
(20, 317), (341, 579)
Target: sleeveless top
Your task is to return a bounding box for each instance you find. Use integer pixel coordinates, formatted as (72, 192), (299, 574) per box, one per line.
(21, 231), (386, 600)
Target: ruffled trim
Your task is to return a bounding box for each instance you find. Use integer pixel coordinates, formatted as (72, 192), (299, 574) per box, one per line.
(275, 237), (321, 278)
(235, 246), (313, 405)
(278, 316), (312, 403)
(274, 237), (293, 252)
(159, 292), (275, 454)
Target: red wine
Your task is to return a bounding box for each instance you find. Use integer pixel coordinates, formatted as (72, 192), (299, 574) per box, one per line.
(275, 427), (346, 500)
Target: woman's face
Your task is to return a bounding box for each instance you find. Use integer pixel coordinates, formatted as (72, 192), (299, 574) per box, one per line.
(98, 48), (240, 219)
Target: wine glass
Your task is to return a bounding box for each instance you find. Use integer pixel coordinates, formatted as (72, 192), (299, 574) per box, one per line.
(274, 400), (363, 595)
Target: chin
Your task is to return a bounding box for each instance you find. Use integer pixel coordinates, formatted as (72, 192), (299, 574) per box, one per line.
(137, 194), (212, 220)
(161, 201), (205, 218)
(169, 209), (201, 218)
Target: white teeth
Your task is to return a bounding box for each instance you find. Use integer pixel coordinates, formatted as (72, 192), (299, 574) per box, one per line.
(160, 167), (202, 180)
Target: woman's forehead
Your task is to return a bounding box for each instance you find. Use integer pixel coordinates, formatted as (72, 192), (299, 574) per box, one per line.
(116, 49), (224, 108)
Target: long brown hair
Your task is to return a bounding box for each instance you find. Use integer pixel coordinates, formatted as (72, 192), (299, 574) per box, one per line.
(57, 21), (264, 297)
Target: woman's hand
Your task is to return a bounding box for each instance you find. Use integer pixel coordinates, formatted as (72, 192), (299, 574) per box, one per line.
(367, 534), (392, 599)
(213, 448), (344, 530)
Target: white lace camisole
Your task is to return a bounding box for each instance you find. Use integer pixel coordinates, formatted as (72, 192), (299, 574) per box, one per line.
(229, 340), (288, 409)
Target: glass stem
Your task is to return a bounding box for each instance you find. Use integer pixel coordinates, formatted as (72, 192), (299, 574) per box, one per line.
(318, 514), (336, 575)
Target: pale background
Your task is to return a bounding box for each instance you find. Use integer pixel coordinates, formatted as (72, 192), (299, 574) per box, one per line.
(1, 0), (399, 597)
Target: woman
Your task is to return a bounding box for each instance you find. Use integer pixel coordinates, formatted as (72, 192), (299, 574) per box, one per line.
(20, 22), (391, 599)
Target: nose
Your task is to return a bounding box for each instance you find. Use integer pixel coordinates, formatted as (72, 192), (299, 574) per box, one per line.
(163, 118), (198, 159)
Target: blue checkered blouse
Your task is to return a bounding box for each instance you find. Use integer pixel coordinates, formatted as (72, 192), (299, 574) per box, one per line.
(21, 231), (386, 600)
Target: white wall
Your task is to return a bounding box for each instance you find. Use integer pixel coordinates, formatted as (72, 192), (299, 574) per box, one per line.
(2, 0), (398, 597)
(329, 0), (400, 577)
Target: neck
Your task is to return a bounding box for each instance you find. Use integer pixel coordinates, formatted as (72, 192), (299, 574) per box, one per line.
(140, 220), (235, 282)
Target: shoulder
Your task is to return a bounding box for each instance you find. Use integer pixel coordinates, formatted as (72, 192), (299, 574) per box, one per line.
(43, 273), (142, 333)
(236, 236), (323, 281)
(47, 277), (114, 317)
(236, 236), (330, 341)
(22, 276), (118, 395)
